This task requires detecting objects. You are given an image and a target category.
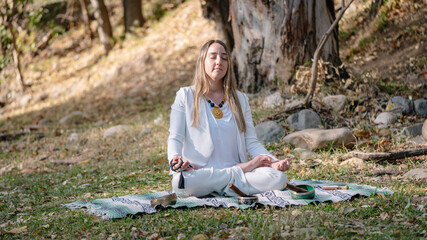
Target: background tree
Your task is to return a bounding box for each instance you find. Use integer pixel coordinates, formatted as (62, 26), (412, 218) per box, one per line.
(90, 0), (113, 54)
(0, 0), (27, 91)
(78, 0), (94, 39)
(201, 0), (340, 93)
(122, 0), (144, 34)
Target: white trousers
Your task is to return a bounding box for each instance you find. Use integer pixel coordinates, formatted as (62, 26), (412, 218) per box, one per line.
(171, 166), (288, 197)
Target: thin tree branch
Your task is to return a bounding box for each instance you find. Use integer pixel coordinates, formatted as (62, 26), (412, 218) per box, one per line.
(304, 0), (354, 107)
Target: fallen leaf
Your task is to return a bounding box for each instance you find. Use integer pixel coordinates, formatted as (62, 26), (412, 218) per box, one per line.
(377, 193), (386, 199)
(380, 212), (389, 221)
(77, 159), (91, 165)
(291, 209), (302, 216)
(353, 129), (370, 138)
(404, 198), (411, 210)
(20, 168), (36, 174)
(155, 158), (167, 164)
(8, 226), (27, 234)
(192, 234), (207, 240)
(345, 207), (356, 214)
(42, 224), (49, 228)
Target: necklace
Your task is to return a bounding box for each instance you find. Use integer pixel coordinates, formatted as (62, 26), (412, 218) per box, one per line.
(204, 94), (225, 119)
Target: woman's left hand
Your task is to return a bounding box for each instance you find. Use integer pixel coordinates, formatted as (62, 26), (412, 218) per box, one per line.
(271, 158), (291, 171)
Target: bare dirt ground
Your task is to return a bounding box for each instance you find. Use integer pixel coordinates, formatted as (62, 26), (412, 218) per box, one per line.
(0, 0), (425, 172)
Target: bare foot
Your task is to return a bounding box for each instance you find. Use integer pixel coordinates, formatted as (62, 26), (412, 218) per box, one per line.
(271, 159), (290, 171)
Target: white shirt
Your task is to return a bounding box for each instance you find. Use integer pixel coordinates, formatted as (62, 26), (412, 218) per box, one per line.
(167, 86), (277, 168)
(202, 100), (240, 169)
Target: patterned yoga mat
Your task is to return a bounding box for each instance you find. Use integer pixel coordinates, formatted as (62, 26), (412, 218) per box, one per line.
(63, 179), (394, 220)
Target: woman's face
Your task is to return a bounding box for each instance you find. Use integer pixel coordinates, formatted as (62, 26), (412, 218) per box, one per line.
(204, 43), (228, 83)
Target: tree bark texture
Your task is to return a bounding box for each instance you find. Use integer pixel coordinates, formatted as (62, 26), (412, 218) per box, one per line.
(90, 0), (113, 54)
(202, 0), (339, 93)
(122, 0), (144, 33)
(78, 0), (94, 39)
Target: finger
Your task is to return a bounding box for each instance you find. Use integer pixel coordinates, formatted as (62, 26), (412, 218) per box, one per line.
(181, 160), (191, 171)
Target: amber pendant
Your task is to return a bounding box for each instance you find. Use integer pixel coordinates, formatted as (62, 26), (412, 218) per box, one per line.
(212, 107), (223, 119)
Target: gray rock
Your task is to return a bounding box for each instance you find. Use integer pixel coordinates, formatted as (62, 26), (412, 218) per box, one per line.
(403, 168), (427, 180)
(401, 123), (423, 138)
(374, 112), (397, 125)
(263, 92), (283, 109)
(19, 94), (32, 106)
(138, 128), (152, 137)
(292, 148), (317, 160)
(154, 114), (163, 124)
(287, 109), (322, 131)
(284, 100), (304, 111)
(322, 95), (347, 111)
(408, 135), (426, 144)
(59, 111), (89, 125)
(423, 119), (427, 141)
(103, 125), (129, 138)
(39, 118), (52, 125)
(388, 96), (412, 114)
(67, 133), (79, 144)
(283, 127), (356, 151)
(340, 157), (365, 169)
(39, 93), (49, 101)
(255, 121), (285, 144)
(414, 99), (427, 115)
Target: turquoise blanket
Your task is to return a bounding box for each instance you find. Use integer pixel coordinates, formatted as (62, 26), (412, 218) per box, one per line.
(63, 179), (394, 220)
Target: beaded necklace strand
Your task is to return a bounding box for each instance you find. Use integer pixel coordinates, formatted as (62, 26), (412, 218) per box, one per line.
(204, 94), (225, 119)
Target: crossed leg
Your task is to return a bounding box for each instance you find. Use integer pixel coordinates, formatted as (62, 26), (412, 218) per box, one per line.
(172, 166), (288, 197)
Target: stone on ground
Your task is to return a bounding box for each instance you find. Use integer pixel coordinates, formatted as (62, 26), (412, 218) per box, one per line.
(255, 121), (284, 144)
(322, 95), (347, 111)
(67, 133), (80, 145)
(401, 123), (423, 138)
(340, 157), (365, 169)
(414, 99), (427, 115)
(59, 111), (89, 125)
(283, 128), (356, 151)
(387, 96), (413, 114)
(103, 125), (129, 138)
(408, 135), (426, 144)
(423, 119), (427, 140)
(292, 148), (317, 160)
(403, 168), (427, 180)
(263, 92), (283, 108)
(354, 105), (366, 113)
(138, 128), (152, 137)
(374, 112), (397, 125)
(287, 109), (322, 131)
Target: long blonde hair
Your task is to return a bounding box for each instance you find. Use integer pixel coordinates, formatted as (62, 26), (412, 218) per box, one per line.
(192, 40), (246, 132)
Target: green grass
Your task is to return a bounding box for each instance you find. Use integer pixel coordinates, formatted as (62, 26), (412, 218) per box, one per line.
(1, 151), (425, 239)
(1, 100), (426, 239)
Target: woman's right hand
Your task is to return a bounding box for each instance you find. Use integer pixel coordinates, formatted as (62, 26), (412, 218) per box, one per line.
(170, 156), (198, 172)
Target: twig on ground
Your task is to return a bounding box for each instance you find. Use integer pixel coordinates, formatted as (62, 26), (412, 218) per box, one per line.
(339, 147), (427, 161)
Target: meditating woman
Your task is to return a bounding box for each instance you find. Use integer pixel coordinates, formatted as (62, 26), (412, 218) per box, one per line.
(167, 40), (290, 197)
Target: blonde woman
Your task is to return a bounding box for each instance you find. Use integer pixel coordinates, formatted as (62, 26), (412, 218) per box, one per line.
(168, 40), (290, 197)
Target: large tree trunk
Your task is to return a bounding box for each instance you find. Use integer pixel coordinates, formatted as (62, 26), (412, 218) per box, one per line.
(201, 0), (340, 93)
(122, 0), (144, 33)
(90, 0), (113, 54)
(79, 0), (94, 39)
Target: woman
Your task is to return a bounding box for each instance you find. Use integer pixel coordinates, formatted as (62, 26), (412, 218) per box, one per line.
(168, 40), (290, 197)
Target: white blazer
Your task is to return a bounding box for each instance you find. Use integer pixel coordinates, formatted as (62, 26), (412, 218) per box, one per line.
(167, 86), (277, 167)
